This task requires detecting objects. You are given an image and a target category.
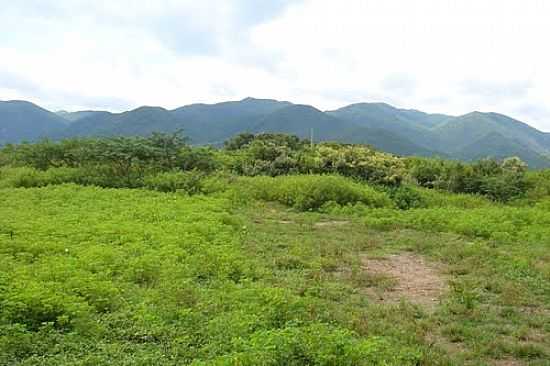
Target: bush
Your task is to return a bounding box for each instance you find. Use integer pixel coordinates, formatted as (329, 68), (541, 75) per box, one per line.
(0, 166), (84, 188)
(388, 185), (426, 210)
(237, 175), (393, 210)
(143, 170), (205, 194)
(178, 147), (220, 172)
(525, 170), (550, 202)
(306, 144), (405, 186)
(407, 156), (530, 202)
(414, 187), (492, 209)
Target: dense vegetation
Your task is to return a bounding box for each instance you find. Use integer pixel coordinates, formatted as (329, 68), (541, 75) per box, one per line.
(1, 133), (549, 365)
(0, 132), (534, 202)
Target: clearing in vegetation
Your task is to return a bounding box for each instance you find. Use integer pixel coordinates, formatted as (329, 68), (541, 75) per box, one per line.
(361, 253), (447, 309)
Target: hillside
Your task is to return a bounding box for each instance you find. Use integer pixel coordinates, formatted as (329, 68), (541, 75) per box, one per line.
(62, 107), (180, 138)
(432, 111), (550, 154)
(455, 131), (550, 169)
(0, 100), (67, 144)
(327, 102), (450, 149)
(172, 97), (292, 144)
(335, 126), (444, 157)
(56, 110), (108, 123)
(251, 104), (354, 140)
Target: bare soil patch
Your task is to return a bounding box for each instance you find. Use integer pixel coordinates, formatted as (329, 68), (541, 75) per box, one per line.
(492, 359), (524, 366)
(314, 220), (349, 227)
(361, 253), (447, 309)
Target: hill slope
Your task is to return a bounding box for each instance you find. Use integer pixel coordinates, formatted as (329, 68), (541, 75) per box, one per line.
(172, 97), (292, 144)
(62, 107), (180, 138)
(0, 100), (67, 144)
(432, 111), (550, 155)
(327, 103), (451, 149)
(455, 131), (550, 169)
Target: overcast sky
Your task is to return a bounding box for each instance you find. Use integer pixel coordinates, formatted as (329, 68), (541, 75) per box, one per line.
(1, 0), (550, 130)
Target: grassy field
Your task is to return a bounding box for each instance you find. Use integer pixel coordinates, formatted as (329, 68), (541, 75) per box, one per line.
(1, 179), (549, 365)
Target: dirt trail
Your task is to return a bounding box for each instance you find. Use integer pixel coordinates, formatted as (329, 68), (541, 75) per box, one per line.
(362, 253), (447, 309)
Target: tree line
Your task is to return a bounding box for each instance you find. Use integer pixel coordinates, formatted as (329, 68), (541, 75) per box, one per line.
(0, 132), (533, 202)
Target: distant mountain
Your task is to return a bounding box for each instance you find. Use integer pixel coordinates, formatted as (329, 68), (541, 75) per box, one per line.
(61, 107), (179, 138)
(247, 104), (440, 156)
(252, 104), (353, 140)
(0, 100), (67, 144)
(335, 126), (443, 157)
(327, 103), (451, 149)
(2, 97), (550, 167)
(172, 97), (292, 144)
(330, 104), (550, 166)
(327, 102), (451, 128)
(432, 111), (550, 154)
(455, 132), (550, 169)
(56, 110), (108, 123)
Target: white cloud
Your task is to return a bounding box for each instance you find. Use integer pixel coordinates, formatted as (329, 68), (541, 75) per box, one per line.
(1, 0), (550, 130)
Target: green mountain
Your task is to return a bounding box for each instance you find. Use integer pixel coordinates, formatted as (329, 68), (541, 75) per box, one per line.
(454, 132), (550, 169)
(61, 107), (179, 138)
(252, 104), (354, 140)
(335, 127), (444, 157)
(248, 104), (440, 157)
(0, 100), (67, 144)
(330, 105), (550, 166)
(56, 110), (108, 123)
(327, 103), (451, 149)
(432, 111), (550, 155)
(172, 97), (292, 144)
(3, 97), (550, 167)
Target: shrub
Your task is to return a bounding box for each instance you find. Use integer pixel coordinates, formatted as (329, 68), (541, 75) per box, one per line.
(143, 170), (205, 194)
(0, 166), (84, 188)
(237, 175), (393, 210)
(408, 156), (530, 202)
(306, 144), (405, 186)
(525, 170), (550, 202)
(178, 147), (220, 172)
(388, 185), (426, 210)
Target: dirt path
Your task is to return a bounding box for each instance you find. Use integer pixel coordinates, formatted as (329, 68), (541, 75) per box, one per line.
(361, 253), (447, 309)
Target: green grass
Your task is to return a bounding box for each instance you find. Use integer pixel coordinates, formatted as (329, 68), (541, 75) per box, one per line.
(0, 184), (417, 365)
(1, 174), (549, 365)
(239, 202), (549, 365)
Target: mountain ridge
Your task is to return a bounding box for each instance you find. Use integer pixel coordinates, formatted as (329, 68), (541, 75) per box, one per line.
(2, 97), (550, 167)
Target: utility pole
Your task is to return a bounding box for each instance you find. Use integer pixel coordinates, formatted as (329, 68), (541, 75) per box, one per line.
(310, 128), (314, 148)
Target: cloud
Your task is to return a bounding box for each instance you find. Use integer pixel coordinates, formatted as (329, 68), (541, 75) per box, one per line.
(381, 75), (418, 99)
(1, 0), (550, 131)
(250, 0), (550, 129)
(459, 79), (533, 100)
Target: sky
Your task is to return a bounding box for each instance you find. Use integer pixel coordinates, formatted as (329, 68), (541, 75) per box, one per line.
(1, 0), (550, 131)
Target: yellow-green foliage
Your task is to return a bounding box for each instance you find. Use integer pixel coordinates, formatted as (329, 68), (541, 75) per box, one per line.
(0, 166), (83, 188)
(525, 169), (550, 201)
(308, 144), (405, 186)
(409, 185), (493, 209)
(0, 185), (417, 365)
(234, 175), (394, 210)
(143, 170), (205, 194)
(1, 134), (549, 365)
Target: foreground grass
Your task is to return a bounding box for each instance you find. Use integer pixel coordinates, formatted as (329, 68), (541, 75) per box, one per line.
(1, 185), (418, 365)
(242, 203), (549, 365)
(1, 183), (549, 365)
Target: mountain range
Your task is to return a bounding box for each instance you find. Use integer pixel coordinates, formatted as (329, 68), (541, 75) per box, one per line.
(1, 97), (550, 168)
